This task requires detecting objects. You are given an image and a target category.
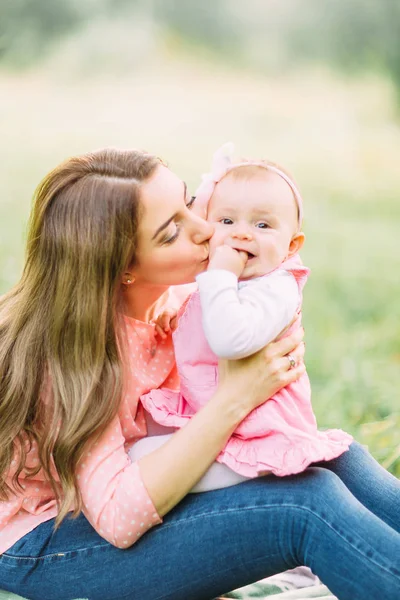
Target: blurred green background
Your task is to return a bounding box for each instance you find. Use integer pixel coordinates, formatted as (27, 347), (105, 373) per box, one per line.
(0, 0), (399, 474)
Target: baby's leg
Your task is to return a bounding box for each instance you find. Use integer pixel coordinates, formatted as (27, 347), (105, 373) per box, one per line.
(191, 460), (250, 493)
(128, 434), (172, 462)
(128, 435), (250, 493)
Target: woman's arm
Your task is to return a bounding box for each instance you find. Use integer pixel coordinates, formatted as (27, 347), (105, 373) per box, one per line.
(139, 328), (305, 516)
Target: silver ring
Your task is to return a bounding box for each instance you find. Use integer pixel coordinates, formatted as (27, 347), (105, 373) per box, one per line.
(287, 354), (296, 369)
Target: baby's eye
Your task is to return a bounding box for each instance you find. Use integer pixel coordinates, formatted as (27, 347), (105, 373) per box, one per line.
(256, 222), (270, 229)
(220, 218), (234, 225)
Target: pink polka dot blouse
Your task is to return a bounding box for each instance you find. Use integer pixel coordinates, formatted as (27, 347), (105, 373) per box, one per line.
(0, 286), (193, 552)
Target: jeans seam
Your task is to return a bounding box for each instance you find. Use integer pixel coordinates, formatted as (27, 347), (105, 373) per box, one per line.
(2, 541), (110, 562)
(160, 504), (400, 579)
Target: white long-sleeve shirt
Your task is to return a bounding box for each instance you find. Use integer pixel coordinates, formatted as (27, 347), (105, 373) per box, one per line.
(196, 269), (299, 360)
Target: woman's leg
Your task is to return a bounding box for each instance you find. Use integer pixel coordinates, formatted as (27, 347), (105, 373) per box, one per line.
(1, 468), (399, 600)
(315, 440), (400, 533)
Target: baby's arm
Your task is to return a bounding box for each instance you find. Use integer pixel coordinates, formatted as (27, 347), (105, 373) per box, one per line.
(153, 282), (196, 338)
(153, 308), (178, 339)
(196, 269), (299, 359)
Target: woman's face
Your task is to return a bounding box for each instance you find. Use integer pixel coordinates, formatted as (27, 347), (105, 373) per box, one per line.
(132, 165), (213, 286)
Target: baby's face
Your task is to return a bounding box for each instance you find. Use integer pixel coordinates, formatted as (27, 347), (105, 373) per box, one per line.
(207, 171), (299, 279)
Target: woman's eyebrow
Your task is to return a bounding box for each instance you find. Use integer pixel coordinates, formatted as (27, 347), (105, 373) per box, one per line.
(151, 181), (187, 240)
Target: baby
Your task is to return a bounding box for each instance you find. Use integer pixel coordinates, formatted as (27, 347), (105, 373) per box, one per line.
(132, 144), (352, 489)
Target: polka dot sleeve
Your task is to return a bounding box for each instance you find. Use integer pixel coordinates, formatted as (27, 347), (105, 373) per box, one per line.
(79, 416), (162, 549)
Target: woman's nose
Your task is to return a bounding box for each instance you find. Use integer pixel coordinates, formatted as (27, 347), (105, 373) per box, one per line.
(191, 214), (214, 244)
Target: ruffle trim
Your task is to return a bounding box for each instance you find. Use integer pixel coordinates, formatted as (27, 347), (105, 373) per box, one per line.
(217, 429), (353, 477)
(140, 390), (353, 478)
(140, 389), (194, 428)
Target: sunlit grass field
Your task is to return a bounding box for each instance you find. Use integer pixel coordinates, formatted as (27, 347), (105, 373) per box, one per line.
(0, 55), (399, 475)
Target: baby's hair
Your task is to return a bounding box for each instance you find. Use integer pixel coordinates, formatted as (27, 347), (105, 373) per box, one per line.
(195, 145), (303, 231)
(225, 158), (299, 188)
(221, 159), (302, 226)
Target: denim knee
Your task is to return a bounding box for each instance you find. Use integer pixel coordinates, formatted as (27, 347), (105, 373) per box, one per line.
(286, 466), (344, 502)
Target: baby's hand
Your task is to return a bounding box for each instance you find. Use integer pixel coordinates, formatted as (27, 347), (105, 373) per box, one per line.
(153, 309), (178, 339)
(208, 245), (248, 277)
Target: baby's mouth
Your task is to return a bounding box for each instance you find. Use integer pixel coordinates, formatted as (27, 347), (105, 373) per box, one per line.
(228, 243), (257, 260)
(233, 247), (256, 260)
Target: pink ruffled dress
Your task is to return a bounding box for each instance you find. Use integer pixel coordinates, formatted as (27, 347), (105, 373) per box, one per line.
(141, 258), (353, 477)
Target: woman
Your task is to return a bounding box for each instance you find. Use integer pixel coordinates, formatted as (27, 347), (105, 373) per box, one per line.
(0, 148), (399, 600)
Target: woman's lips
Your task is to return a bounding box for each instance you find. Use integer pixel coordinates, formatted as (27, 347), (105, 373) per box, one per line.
(201, 245), (209, 262)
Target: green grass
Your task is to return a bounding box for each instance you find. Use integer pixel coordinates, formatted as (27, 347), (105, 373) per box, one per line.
(0, 56), (399, 475)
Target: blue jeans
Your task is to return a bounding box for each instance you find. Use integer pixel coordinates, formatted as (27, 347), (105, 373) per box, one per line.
(0, 442), (399, 600)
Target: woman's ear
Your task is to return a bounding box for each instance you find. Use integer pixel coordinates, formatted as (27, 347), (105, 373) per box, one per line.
(287, 232), (305, 258)
(122, 273), (135, 285)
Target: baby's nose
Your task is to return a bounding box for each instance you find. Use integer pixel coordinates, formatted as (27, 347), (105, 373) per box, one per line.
(231, 228), (253, 241)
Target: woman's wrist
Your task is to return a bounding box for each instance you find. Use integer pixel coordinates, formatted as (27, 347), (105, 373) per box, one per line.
(208, 385), (249, 429)
(139, 333), (306, 517)
(138, 388), (248, 517)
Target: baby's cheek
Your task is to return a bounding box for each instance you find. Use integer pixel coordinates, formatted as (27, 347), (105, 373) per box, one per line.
(208, 226), (228, 253)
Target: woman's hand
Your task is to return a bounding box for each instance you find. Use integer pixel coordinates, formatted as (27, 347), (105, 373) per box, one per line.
(139, 329), (305, 517)
(217, 328), (305, 419)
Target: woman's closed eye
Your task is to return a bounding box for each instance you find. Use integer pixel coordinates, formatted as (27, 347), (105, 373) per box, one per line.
(163, 222), (181, 245)
(162, 197), (196, 245)
(186, 196), (196, 209)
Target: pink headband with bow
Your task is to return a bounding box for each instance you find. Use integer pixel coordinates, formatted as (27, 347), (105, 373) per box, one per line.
(194, 143), (304, 231)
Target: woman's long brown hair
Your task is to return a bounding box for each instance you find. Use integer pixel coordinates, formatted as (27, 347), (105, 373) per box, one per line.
(0, 148), (160, 525)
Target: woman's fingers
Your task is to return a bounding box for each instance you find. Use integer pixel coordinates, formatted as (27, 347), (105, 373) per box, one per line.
(217, 330), (306, 416)
(275, 347), (304, 371)
(281, 361), (306, 386)
(292, 341), (305, 364)
(266, 328), (304, 360)
(274, 342), (306, 383)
